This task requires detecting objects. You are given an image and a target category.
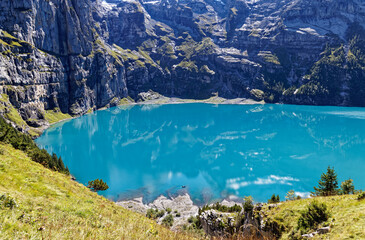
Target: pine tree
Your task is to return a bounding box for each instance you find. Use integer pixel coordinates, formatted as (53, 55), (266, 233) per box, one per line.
(268, 194), (280, 203)
(313, 166), (339, 196)
(51, 153), (58, 169)
(58, 156), (65, 171)
(87, 179), (109, 192)
(286, 190), (296, 201)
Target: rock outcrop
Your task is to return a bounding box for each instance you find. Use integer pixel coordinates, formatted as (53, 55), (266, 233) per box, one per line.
(117, 193), (199, 229)
(1, 0), (365, 133)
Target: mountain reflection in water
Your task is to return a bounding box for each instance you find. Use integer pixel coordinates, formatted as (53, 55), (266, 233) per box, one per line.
(36, 104), (365, 204)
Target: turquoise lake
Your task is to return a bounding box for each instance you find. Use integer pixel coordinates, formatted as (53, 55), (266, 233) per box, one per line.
(35, 103), (365, 204)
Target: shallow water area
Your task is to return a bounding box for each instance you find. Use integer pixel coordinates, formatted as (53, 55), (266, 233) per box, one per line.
(36, 103), (365, 204)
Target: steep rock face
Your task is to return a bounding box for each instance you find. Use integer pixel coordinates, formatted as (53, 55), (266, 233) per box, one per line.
(1, 0), (365, 133)
(0, 0), (129, 130)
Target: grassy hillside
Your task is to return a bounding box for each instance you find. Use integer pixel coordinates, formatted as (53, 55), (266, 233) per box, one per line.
(0, 131), (364, 240)
(0, 144), (194, 240)
(263, 195), (365, 239)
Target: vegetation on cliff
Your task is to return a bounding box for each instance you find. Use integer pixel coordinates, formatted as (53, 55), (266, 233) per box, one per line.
(0, 116), (68, 173)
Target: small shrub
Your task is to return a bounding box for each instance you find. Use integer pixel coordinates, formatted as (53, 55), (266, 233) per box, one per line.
(357, 191), (365, 200)
(162, 214), (174, 227)
(199, 202), (242, 214)
(0, 194), (17, 209)
(146, 209), (165, 219)
(263, 218), (285, 239)
(87, 179), (109, 191)
(166, 208), (172, 214)
(176, 212), (181, 217)
(230, 204), (243, 212)
(243, 196), (254, 213)
(187, 216), (201, 229)
(146, 209), (158, 219)
(297, 201), (330, 231)
(341, 179), (355, 194)
(174, 210), (178, 213)
(156, 210), (165, 218)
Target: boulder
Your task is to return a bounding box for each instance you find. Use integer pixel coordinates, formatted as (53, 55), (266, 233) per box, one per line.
(317, 226), (330, 234)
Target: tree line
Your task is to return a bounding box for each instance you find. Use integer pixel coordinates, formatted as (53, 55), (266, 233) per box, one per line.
(268, 166), (356, 204)
(0, 116), (69, 174)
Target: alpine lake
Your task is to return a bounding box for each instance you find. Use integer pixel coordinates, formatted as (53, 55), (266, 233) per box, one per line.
(35, 103), (365, 204)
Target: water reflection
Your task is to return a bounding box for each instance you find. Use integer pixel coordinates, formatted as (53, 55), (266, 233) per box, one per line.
(36, 104), (365, 204)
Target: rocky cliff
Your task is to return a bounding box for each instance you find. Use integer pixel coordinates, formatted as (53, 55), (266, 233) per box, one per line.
(1, 0), (365, 133)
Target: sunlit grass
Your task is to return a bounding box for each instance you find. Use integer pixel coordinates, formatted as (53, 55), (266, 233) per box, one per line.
(264, 195), (365, 239)
(44, 109), (72, 124)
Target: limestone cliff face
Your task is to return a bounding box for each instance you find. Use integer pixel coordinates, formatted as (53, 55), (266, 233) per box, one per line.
(0, 0), (128, 129)
(1, 0), (365, 133)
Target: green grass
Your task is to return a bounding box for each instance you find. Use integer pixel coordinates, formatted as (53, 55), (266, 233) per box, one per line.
(10, 41), (22, 47)
(177, 37), (215, 60)
(259, 52), (281, 65)
(0, 31), (27, 49)
(264, 195), (365, 239)
(0, 39), (9, 46)
(194, 38), (216, 56)
(200, 65), (215, 75)
(118, 97), (135, 105)
(1, 30), (17, 40)
(138, 47), (156, 66)
(0, 94), (27, 128)
(113, 44), (139, 61)
(44, 109), (72, 124)
(0, 94), (42, 137)
(176, 60), (198, 72)
(0, 144), (195, 240)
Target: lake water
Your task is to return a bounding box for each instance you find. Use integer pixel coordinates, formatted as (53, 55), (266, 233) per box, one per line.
(35, 103), (365, 204)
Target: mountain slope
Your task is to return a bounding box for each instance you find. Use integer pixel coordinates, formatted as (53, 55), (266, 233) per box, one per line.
(1, 0), (365, 132)
(0, 143), (194, 239)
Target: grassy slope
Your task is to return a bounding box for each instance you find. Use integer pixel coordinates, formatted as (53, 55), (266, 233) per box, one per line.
(44, 110), (72, 124)
(0, 144), (194, 240)
(1, 142), (364, 240)
(264, 195), (365, 239)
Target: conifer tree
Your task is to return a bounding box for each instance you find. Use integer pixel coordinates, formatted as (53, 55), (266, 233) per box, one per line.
(286, 190), (296, 201)
(268, 194), (280, 203)
(313, 166), (339, 196)
(87, 179), (109, 192)
(58, 156), (65, 171)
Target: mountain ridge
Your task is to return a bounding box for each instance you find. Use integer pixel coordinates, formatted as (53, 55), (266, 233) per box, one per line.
(1, 0), (365, 133)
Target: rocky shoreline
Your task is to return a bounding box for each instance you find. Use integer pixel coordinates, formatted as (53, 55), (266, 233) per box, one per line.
(117, 193), (200, 230)
(117, 193), (246, 231)
(117, 193), (281, 238)
(32, 90), (263, 138)
(117, 192), (332, 239)
(132, 90), (265, 106)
